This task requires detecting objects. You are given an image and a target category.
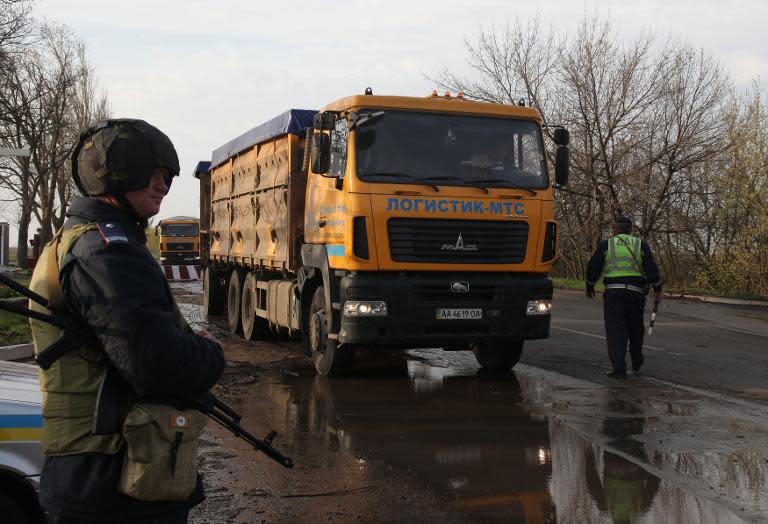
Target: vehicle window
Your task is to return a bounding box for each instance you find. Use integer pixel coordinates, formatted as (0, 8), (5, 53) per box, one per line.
(329, 118), (349, 178)
(161, 224), (199, 237)
(356, 110), (548, 189)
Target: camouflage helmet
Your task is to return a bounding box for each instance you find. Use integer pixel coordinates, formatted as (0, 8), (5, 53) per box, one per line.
(71, 119), (180, 196)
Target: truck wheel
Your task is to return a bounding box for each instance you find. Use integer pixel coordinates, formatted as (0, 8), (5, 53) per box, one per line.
(308, 286), (355, 376)
(472, 339), (524, 372)
(242, 272), (269, 340)
(227, 269), (245, 333)
(203, 268), (226, 315)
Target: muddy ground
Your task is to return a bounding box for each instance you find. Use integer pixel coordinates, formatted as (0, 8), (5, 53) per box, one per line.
(169, 282), (768, 523)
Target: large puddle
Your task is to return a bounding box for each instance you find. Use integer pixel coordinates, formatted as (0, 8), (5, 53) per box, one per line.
(232, 357), (764, 522)
(174, 284), (766, 523)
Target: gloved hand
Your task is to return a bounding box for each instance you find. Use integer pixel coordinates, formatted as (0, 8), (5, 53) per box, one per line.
(585, 286), (595, 299)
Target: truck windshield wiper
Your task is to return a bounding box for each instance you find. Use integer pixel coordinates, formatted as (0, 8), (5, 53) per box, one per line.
(364, 172), (439, 192)
(422, 176), (489, 194)
(470, 178), (537, 195)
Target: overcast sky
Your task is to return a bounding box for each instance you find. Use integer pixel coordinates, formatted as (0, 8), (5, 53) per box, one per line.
(5, 0), (767, 235)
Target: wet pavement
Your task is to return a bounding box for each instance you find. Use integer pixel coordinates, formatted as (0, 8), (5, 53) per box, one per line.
(172, 282), (768, 523)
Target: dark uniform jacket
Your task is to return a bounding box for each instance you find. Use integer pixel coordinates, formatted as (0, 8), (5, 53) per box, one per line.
(39, 197), (225, 520)
(585, 236), (663, 292)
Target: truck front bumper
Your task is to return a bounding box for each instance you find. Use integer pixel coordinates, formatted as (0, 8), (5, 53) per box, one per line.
(336, 272), (551, 349)
(160, 252), (200, 265)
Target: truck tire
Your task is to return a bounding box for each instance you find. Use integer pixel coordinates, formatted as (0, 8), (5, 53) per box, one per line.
(242, 272), (269, 340)
(308, 286), (355, 375)
(227, 269), (245, 333)
(203, 268), (226, 316)
(472, 339), (524, 372)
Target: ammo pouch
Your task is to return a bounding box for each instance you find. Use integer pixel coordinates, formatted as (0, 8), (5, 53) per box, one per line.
(119, 403), (207, 501)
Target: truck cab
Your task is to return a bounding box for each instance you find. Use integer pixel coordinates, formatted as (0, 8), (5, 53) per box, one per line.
(300, 93), (569, 372)
(157, 216), (200, 265)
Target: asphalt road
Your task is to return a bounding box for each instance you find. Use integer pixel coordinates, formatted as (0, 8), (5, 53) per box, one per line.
(524, 289), (768, 403)
(169, 282), (768, 523)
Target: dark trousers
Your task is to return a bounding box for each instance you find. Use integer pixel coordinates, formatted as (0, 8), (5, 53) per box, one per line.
(603, 289), (646, 374)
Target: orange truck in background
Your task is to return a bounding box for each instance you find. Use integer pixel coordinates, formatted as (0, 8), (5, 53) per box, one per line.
(196, 90), (569, 375)
(157, 216), (200, 265)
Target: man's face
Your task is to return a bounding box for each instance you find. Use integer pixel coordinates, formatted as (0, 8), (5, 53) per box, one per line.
(125, 168), (171, 218)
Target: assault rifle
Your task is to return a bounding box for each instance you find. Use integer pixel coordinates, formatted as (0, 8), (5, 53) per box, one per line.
(0, 271), (294, 469)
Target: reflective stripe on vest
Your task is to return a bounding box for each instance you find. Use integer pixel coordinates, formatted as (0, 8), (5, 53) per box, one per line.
(603, 234), (643, 278)
(28, 224), (121, 456)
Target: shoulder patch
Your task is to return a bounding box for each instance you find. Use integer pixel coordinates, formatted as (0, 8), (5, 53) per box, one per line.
(96, 222), (129, 245)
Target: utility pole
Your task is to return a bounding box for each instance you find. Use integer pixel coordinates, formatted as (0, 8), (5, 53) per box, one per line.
(0, 147), (31, 266)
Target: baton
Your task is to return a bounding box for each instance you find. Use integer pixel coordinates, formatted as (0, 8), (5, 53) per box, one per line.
(647, 299), (661, 335)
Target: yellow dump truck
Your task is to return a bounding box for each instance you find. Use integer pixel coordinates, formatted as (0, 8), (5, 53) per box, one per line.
(196, 90), (569, 375)
(157, 216), (200, 265)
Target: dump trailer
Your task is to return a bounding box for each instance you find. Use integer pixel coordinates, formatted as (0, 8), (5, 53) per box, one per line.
(197, 90), (569, 375)
(157, 216), (200, 265)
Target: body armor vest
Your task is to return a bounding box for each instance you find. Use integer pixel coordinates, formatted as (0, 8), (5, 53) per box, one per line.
(29, 224), (192, 456)
(603, 234), (643, 278)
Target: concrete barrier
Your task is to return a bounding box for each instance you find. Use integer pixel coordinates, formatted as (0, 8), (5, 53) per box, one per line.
(0, 343), (34, 361)
(162, 265), (201, 281)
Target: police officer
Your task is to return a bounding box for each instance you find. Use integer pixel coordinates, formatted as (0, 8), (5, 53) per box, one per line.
(585, 216), (663, 378)
(28, 119), (225, 523)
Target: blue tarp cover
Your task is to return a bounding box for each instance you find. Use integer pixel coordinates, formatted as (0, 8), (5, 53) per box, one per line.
(210, 109), (317, 167)
(193, 160), (211, 177)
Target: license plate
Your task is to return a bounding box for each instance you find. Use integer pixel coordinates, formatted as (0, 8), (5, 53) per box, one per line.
(436, 308), (483, 320)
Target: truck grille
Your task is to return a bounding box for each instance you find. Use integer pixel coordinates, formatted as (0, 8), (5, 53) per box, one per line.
(388, 218), (528, 264)
(165, 242), (194, 251)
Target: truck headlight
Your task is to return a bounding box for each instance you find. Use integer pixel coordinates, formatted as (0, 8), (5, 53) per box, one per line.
(343, 301), (387, 317)
(526, 300), (551, 316)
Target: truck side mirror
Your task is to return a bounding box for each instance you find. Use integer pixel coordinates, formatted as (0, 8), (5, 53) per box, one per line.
(311, 133), (330, 174)
(555, 146), (569, 186)
(313, 112), (336, 131)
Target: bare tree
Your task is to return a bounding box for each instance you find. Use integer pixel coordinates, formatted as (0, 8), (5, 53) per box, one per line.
(0, 21), (109, 267)
(0, 0), (32, 55)
(432, 12), (734, 286)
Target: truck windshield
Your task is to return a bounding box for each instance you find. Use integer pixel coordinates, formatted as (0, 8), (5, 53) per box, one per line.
(355, 110), (548, 190)
(161, 223), (199, 237)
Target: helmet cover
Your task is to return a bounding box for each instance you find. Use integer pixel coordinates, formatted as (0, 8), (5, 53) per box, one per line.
(72, 119), (179, 196)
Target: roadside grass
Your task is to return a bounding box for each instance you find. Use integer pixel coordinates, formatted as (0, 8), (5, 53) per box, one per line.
(553, 277), (768, 302)
(0, 270), (32, 346)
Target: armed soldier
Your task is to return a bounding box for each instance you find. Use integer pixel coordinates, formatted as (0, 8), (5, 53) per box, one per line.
(28, 120), (225, 523)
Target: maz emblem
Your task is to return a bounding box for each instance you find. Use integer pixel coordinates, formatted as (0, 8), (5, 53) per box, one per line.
(441, 233), (478, 252)
(451, 282), (470, 293)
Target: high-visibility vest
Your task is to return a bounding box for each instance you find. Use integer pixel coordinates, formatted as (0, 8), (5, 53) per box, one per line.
(603, 234), (643, 278)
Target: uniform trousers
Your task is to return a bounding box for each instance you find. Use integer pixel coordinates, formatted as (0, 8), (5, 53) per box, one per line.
(603, 288), (646, 374)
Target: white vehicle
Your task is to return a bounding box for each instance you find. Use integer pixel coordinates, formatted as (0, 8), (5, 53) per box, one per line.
(0, 360), (45, 523)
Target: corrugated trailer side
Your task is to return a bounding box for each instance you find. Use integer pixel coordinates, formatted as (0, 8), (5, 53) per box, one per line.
(208, 133), (305, 271)
(201, 109), (316, 335)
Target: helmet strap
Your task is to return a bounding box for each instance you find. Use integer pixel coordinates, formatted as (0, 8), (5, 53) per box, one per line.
(115, 193), (149, 229)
